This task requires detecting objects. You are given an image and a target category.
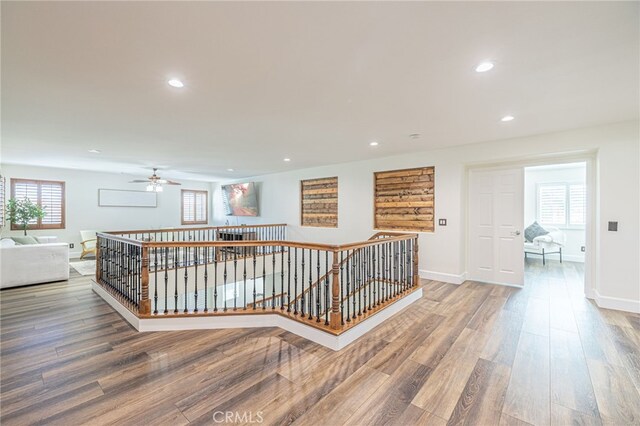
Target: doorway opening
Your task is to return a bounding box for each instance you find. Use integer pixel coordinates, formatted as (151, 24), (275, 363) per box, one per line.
(523, 162), (586, 297)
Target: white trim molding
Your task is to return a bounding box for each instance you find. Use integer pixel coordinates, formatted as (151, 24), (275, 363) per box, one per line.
(92, 282), (422, 351)
(420, 269), (467, 285)
(594, 290), (640, 314)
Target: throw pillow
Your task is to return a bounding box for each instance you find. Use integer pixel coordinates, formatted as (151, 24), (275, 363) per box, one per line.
(0, 238), (16, 247)
(524, 221), (548, 243)
(11, 236), (40, 245)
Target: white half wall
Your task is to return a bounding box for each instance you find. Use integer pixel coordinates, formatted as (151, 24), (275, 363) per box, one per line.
(0, 164), (214, 257)
(212, 121), (639, 311)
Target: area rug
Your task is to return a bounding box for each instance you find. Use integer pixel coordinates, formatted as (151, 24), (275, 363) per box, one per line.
(69, 260), (96, 276)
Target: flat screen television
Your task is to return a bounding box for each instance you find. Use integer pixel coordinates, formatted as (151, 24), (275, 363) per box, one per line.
(221, 182), (259, 216)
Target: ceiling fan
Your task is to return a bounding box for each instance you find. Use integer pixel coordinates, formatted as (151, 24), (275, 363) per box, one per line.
(130, 168), (181, 192)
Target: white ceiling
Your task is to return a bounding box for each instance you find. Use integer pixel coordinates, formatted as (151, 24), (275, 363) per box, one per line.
(1, 1), (638, 181)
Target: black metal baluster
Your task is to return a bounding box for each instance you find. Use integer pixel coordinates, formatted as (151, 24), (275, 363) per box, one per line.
(173, 247), (178, 313)
(138, 245), (142, 308)
(153, 247), (158, 315)
(204, 246), (209, 313)
(214, 247), (218, 312)
(300, 248), (305, 317)
(324, 251), (329, 326)
(381, 243), (386, 302)
(358, 248), (363, 316)
(403, 240), (408, 292)
(252, 247), (257, 310)
(372, 245), (377, 307)
(194, 247), (199, 313)
(280, 246), (285, 310)
(233, 247), (238, 311)
(393, 242), (398, 297)
(351, 249), (357, 319)
(223, 246), (228, 312)
(262, 244), (266, 310)
(363, 246), (368, 313)
(340, 250), (345, 325)
(293, 248), (298, 315)
(346, 250), (351, 322)
(308, 249), (313, 320)
(272, 245), (276, 309)
(243, 247), (247, 310)
(183, 246), (188, 313)
(316, 250), (321, 322)
(287, 247), (291, 312)
(377, 243), (381, 305)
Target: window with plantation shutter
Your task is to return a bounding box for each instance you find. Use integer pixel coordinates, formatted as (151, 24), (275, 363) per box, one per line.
(10, 179), (65, 230)
(181, 189), (208, 225)
(537, 183), (586, 228)
(569, 184), (586, 226)
(538, 184), (566, 225)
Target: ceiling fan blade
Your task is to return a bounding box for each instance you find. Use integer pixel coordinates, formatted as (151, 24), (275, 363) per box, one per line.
(129, 179), (150, 183)
(165, 181), (182, 185)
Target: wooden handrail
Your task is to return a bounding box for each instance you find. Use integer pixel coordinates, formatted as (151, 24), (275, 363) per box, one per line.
(105, 223), (287, 236)
(96, 232), (143, 246)
(138, 234), (416, 251)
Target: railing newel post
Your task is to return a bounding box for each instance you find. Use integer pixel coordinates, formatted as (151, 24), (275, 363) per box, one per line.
(139, 244), (151, 316)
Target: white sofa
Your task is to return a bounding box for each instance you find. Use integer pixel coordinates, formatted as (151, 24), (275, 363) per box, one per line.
(0, 239), (69, 289)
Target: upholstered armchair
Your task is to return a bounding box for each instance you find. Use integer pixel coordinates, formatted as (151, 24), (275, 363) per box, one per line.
(80, 230), (98, 259)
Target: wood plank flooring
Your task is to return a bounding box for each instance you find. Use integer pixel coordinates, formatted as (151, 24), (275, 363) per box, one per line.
(1, 260), (640, 425)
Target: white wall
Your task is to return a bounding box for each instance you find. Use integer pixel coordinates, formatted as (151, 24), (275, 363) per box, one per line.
(524, 163), (586, 262)
(0, 164), (213, 257)
(213, 121), (639, 311)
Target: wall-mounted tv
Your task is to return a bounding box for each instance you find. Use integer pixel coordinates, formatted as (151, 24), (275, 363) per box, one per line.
(221, 182), (259, 216)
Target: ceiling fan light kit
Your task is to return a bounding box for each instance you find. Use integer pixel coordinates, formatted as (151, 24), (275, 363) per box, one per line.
(130, 168), (181, 192)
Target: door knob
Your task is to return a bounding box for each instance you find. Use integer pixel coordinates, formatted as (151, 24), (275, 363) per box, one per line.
(511, 230), (521, 236)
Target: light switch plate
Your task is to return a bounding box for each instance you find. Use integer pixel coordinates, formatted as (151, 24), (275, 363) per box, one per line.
(608, 221), (618, 231)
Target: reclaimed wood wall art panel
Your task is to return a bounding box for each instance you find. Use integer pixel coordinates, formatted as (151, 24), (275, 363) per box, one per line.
(301, 177), (338, 227)
(374, 166), (435, 232)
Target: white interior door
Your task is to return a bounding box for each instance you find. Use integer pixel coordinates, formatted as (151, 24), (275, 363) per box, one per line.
(468, 167), (524, 286)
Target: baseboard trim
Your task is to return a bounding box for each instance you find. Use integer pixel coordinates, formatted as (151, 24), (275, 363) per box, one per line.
(419, 270), (467, 285)
(594, 290), (640, 314)
(562, 255), (585, 263)
(92, 281), (422, 350)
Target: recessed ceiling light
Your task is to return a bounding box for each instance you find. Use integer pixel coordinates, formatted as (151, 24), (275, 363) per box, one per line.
(475, 62), (494, 73)
(227, 168), (234, 172)
(369, 141), (379, 146)
(283, 158), (291, 162)
(501, 115), (515, 122)
(167, 78), (184, 88)
(88, 149), (101, 154)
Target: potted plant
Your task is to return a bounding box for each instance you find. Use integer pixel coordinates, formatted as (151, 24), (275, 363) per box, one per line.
(6, 198), (46, 236)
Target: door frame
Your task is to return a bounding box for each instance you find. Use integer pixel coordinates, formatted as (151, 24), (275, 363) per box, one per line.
(465, 151), (596, 298)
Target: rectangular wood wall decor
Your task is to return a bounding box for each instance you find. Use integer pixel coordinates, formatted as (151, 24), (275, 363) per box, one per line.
(301, 176), (338, 228)
(374, 166), (435, 232)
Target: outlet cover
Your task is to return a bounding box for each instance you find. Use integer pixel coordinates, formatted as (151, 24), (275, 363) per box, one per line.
(581, 246), (586, 252)
(69, 243), (74, 249)
(608, 221), (618, 231)
(439, 219), (447, 226)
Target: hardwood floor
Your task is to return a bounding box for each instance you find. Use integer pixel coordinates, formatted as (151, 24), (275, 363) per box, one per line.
(1, 260), (639, 425)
